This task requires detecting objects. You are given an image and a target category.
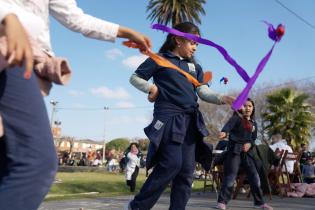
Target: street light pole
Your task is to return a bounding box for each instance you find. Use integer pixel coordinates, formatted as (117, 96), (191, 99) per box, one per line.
(102, 106), (109, 163)
(50, 100), (58, 129)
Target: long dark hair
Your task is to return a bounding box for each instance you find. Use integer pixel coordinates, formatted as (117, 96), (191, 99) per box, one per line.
(159, 22), (200, 63)
(245, 98), (255, 120)
(234, 98), (255, 131)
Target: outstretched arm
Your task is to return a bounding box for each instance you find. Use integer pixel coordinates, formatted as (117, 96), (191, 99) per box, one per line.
(196, 85), (234, 105)
(49, 0), (151, 51)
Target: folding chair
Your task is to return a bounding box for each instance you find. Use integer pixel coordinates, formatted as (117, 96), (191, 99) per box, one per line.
(268, 149), (288, 196)
(282, 151), (303, 193)
(203, 165), (223, 193)
(232, 169), (250, 199)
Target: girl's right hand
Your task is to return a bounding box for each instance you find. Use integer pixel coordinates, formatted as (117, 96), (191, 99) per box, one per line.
(148, 84), (158, 102)
(218, 132), (227, 139)
(2, 14), (33, 79)
(118, 26), (152, 53)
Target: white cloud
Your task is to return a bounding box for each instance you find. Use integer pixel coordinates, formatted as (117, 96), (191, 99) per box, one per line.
(115, 101), (135, 108)
(122, 54), (148, 69)
(68, 90), (85, 97)
(105, 48), (123, 60)
(90, 86), (130, 99)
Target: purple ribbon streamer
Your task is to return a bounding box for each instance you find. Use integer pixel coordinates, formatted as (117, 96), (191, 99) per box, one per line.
(152, 24), (250, 83)
(232, 44), (275, 110)
(152, 23), (281, 110)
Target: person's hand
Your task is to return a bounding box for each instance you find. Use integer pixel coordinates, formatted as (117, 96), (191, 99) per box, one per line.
(218, 132), (227, 139)
(243, 143), (251, 152)
(148, 84), (158, 102)
(220, 95), (235, 106)
(2, 14), (33, 79)
(118, 26), (152, 53)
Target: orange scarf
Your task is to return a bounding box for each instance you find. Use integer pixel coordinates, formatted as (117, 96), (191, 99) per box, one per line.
(123, 41), (212, 87)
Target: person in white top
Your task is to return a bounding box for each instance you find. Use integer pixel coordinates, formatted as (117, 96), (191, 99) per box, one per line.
(269, 133), (295, 173)
(0, 2), (151, 210)
(125, 143), (141, 192)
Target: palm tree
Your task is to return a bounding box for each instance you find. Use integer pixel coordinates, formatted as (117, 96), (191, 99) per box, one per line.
(262, 88), (314, 150)
(146, 0), (206, 26)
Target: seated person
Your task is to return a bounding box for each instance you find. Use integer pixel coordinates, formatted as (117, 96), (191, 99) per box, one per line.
(269, 133), (294, 173)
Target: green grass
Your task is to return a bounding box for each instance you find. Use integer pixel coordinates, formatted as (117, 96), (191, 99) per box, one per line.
(46, 171), (205, 201)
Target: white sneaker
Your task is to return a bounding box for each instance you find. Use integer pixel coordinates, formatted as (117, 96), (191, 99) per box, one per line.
(124, 200), (132, 210)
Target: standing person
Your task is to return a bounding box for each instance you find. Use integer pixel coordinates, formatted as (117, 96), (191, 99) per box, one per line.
(216, 98), (273, 210)
(0, 1), (151, 210)
(125, 143), (141, 192)
(127, 22), (234, 210)
(302, 157), (315, 184)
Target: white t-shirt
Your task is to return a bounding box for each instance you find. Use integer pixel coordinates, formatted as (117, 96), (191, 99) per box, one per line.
(270, 140), (295, 173)
(0, 0), (119, 56)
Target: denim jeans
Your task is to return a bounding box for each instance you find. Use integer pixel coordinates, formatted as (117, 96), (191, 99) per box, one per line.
(0, 66), (58, 210)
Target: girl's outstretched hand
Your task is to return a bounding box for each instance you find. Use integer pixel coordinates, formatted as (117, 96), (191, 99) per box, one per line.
(218, 132), (227, 139)
(118, 26), (152, 53)
(3, 14), (33, 79)
(148, 84), (158, 102)
(220, 95), (235, 105)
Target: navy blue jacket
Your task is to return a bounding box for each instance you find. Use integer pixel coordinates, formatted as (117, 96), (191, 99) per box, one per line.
(135, 51), (213, 171)
(222, 114), (257, 145)
(135, 51), (204, 110)
(144, 102), (212, 171)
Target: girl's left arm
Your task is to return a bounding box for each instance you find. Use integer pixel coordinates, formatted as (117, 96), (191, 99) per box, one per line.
(49, 0), (151, 50)
(195, 64), (234, 105)
(196, 85), (222, 105)
(49, 0), (119, 42)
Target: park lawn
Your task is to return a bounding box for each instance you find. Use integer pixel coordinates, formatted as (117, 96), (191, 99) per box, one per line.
(46, 171), (204, 201)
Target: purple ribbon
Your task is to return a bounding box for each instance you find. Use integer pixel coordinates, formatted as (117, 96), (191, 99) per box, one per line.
(152, 24), (250, 83)
(151, 23), (284, 110)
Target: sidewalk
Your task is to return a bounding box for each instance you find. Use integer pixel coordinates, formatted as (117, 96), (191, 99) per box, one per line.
(39, 192), (314, 210)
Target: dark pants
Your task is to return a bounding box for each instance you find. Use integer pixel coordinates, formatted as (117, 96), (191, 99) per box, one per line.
(218, 152), (265, 206)
(304, 177), (315, 184)
(127, 166), (139, 192)
(0, 67), (58, 210)
(131, 116), (197, 210)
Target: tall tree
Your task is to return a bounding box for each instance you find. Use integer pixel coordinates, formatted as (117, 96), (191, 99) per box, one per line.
(146, 0), (206, 26)
(262, 88), (314, 149)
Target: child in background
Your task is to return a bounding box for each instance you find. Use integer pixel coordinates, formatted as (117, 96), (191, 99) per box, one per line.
(216, 98), (273, 210)
(125, 143), (142, 192)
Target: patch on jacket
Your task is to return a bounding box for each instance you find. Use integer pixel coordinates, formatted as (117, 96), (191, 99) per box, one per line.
(154, 120), (164, 130)
(187, 63), (196, 74)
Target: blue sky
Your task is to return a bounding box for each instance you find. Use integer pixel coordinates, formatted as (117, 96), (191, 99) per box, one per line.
(44, 0), (315, 142)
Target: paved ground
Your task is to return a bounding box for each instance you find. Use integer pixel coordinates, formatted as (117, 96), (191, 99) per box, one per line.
(39, 192), (314, 210)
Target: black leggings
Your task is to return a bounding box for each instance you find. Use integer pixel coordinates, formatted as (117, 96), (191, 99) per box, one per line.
(127, 166), (139, 192)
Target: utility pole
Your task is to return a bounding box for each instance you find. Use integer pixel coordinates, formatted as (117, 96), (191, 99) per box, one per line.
(50, 100), (58, 129)
(102, 106), (109, 163)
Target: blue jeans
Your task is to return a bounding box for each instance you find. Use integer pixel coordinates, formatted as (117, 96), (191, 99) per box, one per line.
(0, 67), (58, 210)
